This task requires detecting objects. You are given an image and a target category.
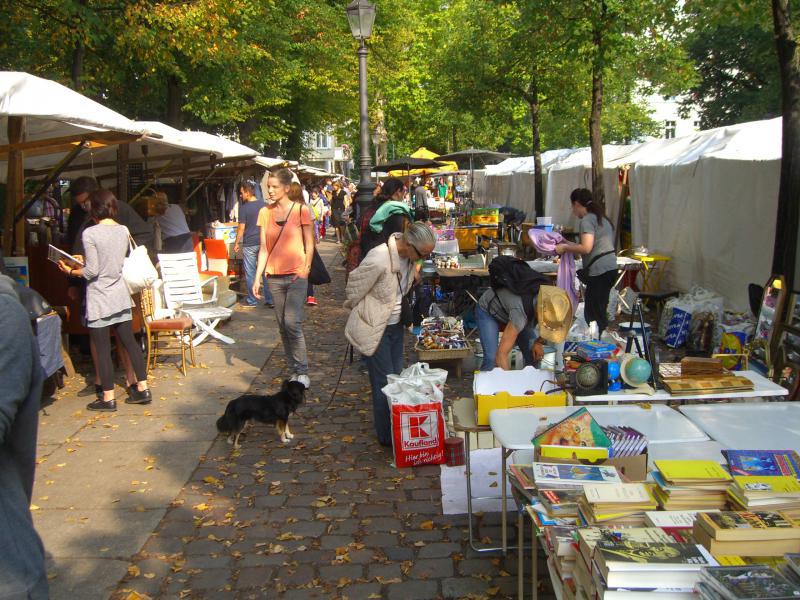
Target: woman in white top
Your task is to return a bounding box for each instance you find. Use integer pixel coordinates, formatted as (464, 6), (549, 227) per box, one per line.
(344, 222), (436, 446)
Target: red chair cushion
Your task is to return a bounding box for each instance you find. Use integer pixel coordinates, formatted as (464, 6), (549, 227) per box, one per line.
(148, 317), (193, 331)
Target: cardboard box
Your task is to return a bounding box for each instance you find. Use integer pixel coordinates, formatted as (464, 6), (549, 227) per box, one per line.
(209, 224), (238, 244)
(533, 446), (648, 482)
(473, 366), (568, 425)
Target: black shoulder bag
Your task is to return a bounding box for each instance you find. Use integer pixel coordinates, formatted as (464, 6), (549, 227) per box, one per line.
(300, 206), (331, 285)
(576, 250), (616, 284)
(397, 272), (414, 327)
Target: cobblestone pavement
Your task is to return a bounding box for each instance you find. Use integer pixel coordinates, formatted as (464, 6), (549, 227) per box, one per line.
(112, 246), (523, 600)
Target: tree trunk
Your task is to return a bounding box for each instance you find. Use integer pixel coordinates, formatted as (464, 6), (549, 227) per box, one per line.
(166, 76), (183, 129)
(589, 1), (607, 207)
(771, 0), (800, 290)
(528, 73), (544, 218)
(71, 41), (84, 91)
(238, 116), (261, 149)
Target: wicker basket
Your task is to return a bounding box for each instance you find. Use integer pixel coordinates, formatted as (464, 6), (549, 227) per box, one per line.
(415, 343), (473, 362)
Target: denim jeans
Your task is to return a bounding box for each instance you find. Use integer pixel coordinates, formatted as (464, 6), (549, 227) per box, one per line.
(243, 245), (272, 306)
(267, 275), (309, 376)
(365, 323), (405, 446)
(475, 305), (537, 371)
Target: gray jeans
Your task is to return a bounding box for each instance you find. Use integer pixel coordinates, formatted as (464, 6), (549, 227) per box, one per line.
(267, 275), (309, 376)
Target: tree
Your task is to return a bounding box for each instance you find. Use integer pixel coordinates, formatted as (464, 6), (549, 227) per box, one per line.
(680, 17), (781, 127)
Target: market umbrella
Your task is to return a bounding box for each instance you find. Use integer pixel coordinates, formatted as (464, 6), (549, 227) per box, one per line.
(436, 148), (512, 169)
(374, 157), (446, 173)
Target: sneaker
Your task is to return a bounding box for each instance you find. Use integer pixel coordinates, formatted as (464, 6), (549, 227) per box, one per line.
(78, 383), (102, 398)
(264, 302), (274, 308)
(239, 302), (257, 309)
(291, 374), (311, 389)
(87, 398), (116, 412)
(306, 296), (318, 306)
(126, 387), (152, 405)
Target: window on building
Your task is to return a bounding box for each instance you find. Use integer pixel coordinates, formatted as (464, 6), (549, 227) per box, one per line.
(664, 120), (676, 139)
(316, 133), (332, 149)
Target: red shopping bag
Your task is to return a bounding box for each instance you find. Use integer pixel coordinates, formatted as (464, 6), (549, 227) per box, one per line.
(390, 400), (446, 468)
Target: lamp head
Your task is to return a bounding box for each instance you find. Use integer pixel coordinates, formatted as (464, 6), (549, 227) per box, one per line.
(346, 0), (377, 40)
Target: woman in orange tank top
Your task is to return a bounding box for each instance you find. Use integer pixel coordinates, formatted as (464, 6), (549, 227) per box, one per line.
(253, 169), (314, 389)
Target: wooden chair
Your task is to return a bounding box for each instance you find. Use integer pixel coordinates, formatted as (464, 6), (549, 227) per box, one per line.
(157, 252), (235, 346)
(141, 287), (196, 375)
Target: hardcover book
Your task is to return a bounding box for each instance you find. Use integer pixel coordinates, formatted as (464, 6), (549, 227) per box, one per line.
(723, 451), (800, 479)
(700, 565), (800, 599)
(595, 540), (714, 568)
(697, 511), (800, 541)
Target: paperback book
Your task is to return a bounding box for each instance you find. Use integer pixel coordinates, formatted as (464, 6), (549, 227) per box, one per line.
(723, 451), (800, 479)
(532, 462), (622, 488)
(532, 408), (612, 449)
(700, 565), (800, 600)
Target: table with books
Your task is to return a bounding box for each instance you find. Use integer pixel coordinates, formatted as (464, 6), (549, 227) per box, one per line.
(491, 405), (711, 553)
(499, 404), (800, 600)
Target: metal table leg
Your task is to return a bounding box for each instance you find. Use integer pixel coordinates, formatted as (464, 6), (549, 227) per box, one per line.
(465, 431), (503, 553)
(532, 518), (538, 600)
(518, 510), (524, 600)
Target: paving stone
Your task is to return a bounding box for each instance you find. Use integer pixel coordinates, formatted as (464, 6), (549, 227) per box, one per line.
(319, 534), (356, 549)
(361, 533), (398, 548)
(442, 575), (495, 598)
(274, 564), (316, 587)
(319, 563), (364, 582)
(367, 563), (402, 581)
(417, 542), (462, 559)
(384, 546), (414, 561)
(188, 567), (231, 590)
(386, 579), (439, 600)
(338, 582), (383, 600)
(236, 566), (275, 589)
(410, 557), (454, 579)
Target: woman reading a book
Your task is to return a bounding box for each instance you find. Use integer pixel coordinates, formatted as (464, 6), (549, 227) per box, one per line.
(475, 284), (572, 370)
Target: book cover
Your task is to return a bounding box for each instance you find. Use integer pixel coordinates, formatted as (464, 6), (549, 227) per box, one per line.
(578, 527), (673, 556)
(532, 408), (612, 449)
(733, 476), (800, 496)
(645, 510), (720, 529)
(532, 462), (621, 485)
(509, 463), (535, 489)
(724, 451), (800, 479)
(595, 540), (714, 567)
(716, 556), (787, 569)
(655, 460), (733, 483)
(701, 565), (800, 599)
(698, 511), (800, 542)
(541, 489), (583, 508)
(540, 445), (610, 461)
(584, 483), (653, 505)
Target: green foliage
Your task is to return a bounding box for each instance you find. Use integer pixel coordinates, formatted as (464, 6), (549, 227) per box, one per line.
(680, 2), (781, 127)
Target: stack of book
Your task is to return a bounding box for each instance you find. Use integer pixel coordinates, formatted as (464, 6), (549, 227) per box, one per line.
(540, 488), (582, 519)
(697, 565), (800, 600)
(782, 553), (800, 586)
(571, 528), (687, 599)
(578, 483), (658, 527)
(592, 539), (716, 598)
(645, 510), (721, 543)
(652, 460), (733, 510)
(728, 475), (800, 511)
(692, 511), (800, 556)
(544, 525), (580, 585)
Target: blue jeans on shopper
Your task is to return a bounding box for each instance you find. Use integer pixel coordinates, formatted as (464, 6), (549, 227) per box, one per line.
(267, 275), (309, 376)
(243, 245), (272, 306)
(475, 305), (537, 371)
(365, 323), (405, 446)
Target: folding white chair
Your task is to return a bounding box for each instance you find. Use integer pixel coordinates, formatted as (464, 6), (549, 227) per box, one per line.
(157, 252), (235, 346)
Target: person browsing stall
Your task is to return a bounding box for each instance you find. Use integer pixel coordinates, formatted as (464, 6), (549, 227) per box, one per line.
(475, 269), (572, 371)
(234, 180), (273, 308)
(555, 188), (617, 335)
(344, 223), (437, 446)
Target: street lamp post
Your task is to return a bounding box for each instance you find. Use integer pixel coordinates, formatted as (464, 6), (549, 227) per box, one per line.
(346, 0), (377, 218)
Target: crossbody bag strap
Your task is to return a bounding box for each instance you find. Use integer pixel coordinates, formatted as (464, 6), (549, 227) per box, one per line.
(582, 249), (616, 272)
(266, 203), (295, 255)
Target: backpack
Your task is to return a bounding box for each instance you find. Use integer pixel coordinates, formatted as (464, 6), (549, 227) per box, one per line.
(488, 255), (550, 321)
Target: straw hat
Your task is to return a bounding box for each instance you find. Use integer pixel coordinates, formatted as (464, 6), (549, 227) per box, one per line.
(537, 286), (572, 343)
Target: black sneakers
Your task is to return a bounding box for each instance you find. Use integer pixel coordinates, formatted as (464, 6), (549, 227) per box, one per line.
(86, 398), (116, 412)
(126, 386), (152, 405)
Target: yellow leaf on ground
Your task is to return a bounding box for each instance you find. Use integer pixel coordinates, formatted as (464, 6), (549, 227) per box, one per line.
(420, 520), (434, 530)
(127, 565), (141, 578)
(342, 435), (354, 443)
(29, 504), (40, 511)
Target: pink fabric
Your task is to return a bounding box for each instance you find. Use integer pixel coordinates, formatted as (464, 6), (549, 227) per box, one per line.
(528, 228), (578, 315)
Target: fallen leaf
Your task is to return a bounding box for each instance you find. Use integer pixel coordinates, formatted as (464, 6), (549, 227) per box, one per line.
(420, 520), (434, 530)
(127, 565), (141, 578)
(489, 481), (498, 488)
(342, 435), (354, 443)
(143, 573), (156, 579)
(29, 504), (40, 511)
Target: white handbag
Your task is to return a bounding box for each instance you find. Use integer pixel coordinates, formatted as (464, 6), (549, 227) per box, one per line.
(122, 233), (157, 293)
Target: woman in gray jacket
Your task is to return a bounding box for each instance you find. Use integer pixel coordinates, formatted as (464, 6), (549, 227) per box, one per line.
(344, 222), (436, 446)
(58, 189), (151, 412)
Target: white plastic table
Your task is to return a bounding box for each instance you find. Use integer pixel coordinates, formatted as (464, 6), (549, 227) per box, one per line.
(680, 402), (800, 450)
(574, 370), (788, 404)
(489, 405), (709, 553)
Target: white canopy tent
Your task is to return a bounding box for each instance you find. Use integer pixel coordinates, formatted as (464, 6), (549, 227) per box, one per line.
(628, 118), (781, 311)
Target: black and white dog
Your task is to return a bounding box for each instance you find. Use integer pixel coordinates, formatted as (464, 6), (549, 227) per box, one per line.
(216, 380), (305, 448)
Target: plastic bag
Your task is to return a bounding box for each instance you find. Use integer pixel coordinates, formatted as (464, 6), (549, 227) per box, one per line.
(659, 286), (724, 341)
(382, 362), (447, 468)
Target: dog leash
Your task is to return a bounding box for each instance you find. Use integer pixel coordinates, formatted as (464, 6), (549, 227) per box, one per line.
(297, 341), (352, 420)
